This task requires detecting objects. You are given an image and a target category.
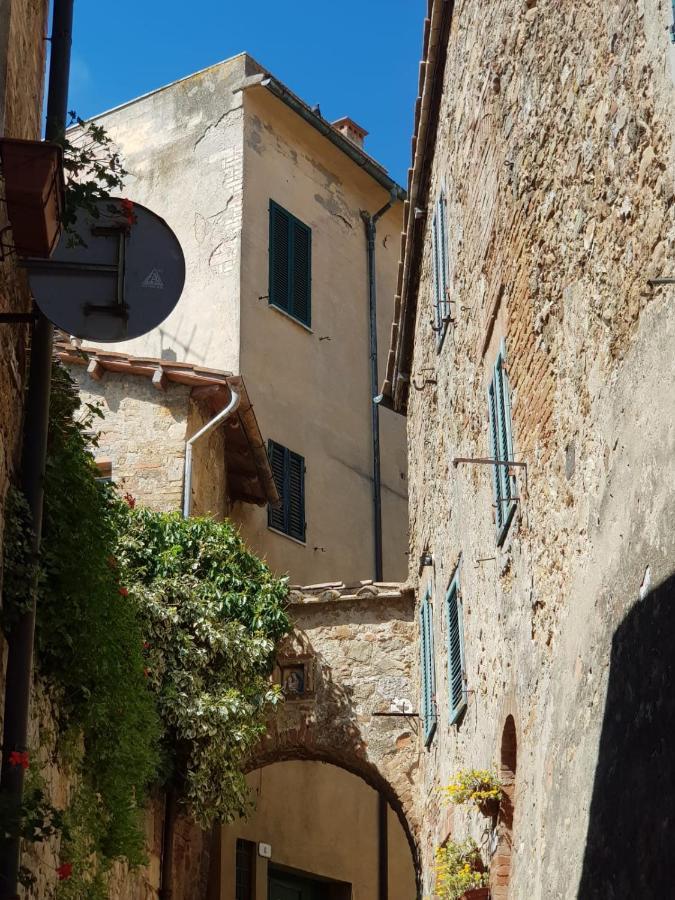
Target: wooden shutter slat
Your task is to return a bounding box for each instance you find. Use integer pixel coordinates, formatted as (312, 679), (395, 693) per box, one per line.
(291, 219), (311, 326)
(269, 202), (291, 313)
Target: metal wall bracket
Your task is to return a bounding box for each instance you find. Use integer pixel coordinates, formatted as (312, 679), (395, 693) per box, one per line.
(452, 456), (528, 491)
(648, 277), (675, 286)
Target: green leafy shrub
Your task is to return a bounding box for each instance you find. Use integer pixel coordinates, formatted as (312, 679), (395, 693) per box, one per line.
(435, 838), (489, 899)
(117, 508), (290, 825)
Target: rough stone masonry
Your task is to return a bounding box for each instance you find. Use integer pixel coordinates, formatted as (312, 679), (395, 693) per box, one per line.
(392, 0), (675, 897)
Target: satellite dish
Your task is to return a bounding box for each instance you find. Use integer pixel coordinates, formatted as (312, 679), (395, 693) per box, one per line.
(26, 198), (185, 342)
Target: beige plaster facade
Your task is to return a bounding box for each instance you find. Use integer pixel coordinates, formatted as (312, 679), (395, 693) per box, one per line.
(220, 762), (416, 900)
(383, 1), (675, 898)
(78, 52), (408, 585)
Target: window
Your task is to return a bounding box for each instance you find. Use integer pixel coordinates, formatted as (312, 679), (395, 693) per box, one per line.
(431, 190), (450, 346)
(419, 587), (437, 746)
(235, 838), (255, 900)
(267, 440), (306, 542)
(269, 200), (312, 327)
(446, 570), (467, 725)
(488, 341), (517, 545)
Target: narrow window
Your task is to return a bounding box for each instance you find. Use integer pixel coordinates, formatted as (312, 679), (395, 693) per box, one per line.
(487, 341), (517, 545)
(446, 570), (467, 724)
(267, 440), (306, 542)
(431, 190), (449, 346)
(235, 838), (255, 900)
(269, 200), (312, 327)
(419, 587), (437, 745)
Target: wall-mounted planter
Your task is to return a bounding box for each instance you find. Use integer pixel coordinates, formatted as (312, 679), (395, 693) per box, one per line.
(461, 890), (490, 900)
(0, 138), (65, 257)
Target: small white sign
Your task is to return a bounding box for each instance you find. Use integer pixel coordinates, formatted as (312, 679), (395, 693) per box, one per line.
(258, 842), (272, 859)
(142, 268), (164, 289)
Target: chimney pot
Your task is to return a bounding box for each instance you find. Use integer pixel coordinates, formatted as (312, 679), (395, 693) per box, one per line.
(331, 116), (368, 150)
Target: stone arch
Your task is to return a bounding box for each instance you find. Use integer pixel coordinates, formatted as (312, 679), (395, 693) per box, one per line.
(491, 715), (518, 899)
(245, 744), (420, 881)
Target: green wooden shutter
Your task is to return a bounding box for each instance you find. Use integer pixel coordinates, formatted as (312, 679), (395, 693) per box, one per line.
(437, 191), (449, 321)
(431, 210), (441, 332)
(488, 342), (517, 544)
(290, 219), (311, 326)
(419, 589), (436, 746)
(267, 440), (288, 532)
(269, 202), (291, 313)
(447, 572), (467, 724)
(288, 451), (306, 541)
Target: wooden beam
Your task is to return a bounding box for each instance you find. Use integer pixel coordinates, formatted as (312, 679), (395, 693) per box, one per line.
(87, 358), (104, 381)
(152, 366), (167, 392)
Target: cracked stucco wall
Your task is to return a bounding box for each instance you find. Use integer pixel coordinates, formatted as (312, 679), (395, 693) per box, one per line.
(234, 85), (408, 584)
(85, 53), (257, 372)
(402, 1), (675, 897)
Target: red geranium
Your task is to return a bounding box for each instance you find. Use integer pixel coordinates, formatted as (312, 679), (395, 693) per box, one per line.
(56, 863), (73, 881)
(123, 491), (136, 509)
(118, 586), (129, 598)
(8, 750), (29, 770)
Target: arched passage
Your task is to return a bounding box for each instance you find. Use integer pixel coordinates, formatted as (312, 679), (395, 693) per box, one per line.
(492, 715), (518, 899)
(217, 759), (418, 900)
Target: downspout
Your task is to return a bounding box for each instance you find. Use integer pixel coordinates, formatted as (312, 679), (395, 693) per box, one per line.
(362, 194), (397, 583)
(0, 1), (73, 896)
(157, 388), (241, 899)
(182, 388), (240, 519)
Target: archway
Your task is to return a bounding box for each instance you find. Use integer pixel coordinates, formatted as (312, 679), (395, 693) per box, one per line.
(492, 715), (517, 899)
(216, 759), (418, 900)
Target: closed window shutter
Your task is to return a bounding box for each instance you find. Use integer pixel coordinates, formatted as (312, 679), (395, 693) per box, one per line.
(431, 212), (441, 331)
(269, 202), (291, 313)
(290, 219), (311, 326)
(488, 344), (517, 544)
(447, 574), (466, 724)
(488, 379), (504, 530)
(267, 440), (288, 532)
(419, 591), (436, 746)
(438, 192), (449, 321)
(288, 451), (305, 541)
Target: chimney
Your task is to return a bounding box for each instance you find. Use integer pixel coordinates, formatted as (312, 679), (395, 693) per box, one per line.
(331, 116), (368, 151)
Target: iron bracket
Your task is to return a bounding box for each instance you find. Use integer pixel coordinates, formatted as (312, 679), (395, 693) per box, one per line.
(452, 456), (528, 491)
(648, 277), (675, 286)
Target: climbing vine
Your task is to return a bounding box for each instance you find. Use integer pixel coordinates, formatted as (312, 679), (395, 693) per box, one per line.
(1, 364), (290, 896)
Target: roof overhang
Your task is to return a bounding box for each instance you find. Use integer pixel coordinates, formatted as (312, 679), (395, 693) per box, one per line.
(56, 341), (280, 508)
(380, 0), (455, 415)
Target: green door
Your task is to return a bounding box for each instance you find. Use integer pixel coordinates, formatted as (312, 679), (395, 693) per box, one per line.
(268, 871), (322, 900)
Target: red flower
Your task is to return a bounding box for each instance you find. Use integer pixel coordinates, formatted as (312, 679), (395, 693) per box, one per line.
(123, 491), (136, 509)
(118, 586), (129, 598)
(8, 751), (29, 770)
(143, 641), (150, 650)
(56, 863), (73, 881)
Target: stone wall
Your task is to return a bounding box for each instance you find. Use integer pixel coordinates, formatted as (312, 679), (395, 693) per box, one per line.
(0, 0), (48, 587)
(404, 1), (675, 897)
(69, 367), (228, 518)
(248, 583), (419, 853)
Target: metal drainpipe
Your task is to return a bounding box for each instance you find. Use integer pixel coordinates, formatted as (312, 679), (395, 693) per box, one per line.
(362, 194), (396, 583)
(0, 1), (73, 896)
(182, 389), (240, 519)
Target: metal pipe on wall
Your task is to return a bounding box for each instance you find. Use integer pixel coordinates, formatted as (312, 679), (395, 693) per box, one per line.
(362, 194), (396, 583)
(0, 1), (73, 895)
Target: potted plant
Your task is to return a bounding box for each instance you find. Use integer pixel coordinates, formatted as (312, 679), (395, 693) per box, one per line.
(0, 138), (65, 257)
(435, 837), (490, 899)
(442, 769), (504, 818)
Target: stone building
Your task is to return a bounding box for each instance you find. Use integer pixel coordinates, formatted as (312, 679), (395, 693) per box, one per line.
(381, 1), (675, 898)
(56, 55), (419, 900)
(0, 0), (48, 595)
(71, 51), (408, 586)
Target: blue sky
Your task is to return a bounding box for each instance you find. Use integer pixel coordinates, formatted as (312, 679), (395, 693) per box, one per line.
(68, 0), (425, 186)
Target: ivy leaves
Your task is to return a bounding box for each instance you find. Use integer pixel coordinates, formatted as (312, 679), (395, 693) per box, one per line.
(117, 509), (290, 826)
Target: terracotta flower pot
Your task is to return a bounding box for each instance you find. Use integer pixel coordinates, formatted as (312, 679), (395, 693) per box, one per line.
(461, 888), (490, 900)
(0, 138), (64, 257)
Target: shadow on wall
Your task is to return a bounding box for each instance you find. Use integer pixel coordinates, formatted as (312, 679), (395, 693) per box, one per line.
(578, 572), (675, 899)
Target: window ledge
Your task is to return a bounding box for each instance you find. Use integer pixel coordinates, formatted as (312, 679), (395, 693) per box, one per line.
(267, 526), (307, 547)
(269, 302), (313, 333)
